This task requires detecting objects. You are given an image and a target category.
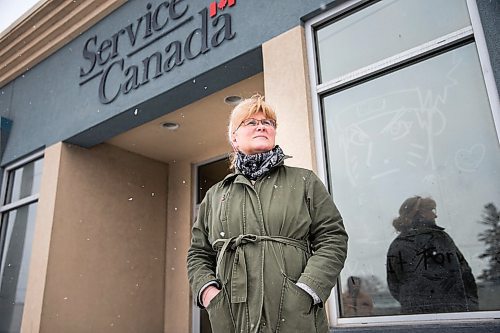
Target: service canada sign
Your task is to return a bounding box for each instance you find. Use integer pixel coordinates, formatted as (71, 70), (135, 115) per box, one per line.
(79, 0), (236, 104)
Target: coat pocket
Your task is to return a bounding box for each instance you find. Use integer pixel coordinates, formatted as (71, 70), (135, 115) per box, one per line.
(206, 287), (234, 333)
(277, 277), (317, 332)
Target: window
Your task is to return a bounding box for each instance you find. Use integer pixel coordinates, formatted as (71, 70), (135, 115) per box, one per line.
(306, 0), (500, 325)
(0, 153), (43, 332)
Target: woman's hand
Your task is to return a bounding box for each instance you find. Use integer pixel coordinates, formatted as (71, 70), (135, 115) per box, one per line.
(202, 285), (221, 307)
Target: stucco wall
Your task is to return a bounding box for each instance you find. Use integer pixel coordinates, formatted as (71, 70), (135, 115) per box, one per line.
(32, 143), (168, 333)
(165, 160), (192, 333)
(165, 148), (231, 332)
(263, 26), (316, 171)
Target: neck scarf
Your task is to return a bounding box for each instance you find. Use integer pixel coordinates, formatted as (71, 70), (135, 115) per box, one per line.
(235, 145), (286, 180)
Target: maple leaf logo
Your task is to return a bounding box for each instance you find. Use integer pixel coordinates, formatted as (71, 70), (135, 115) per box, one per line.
(209, 0), (236, 18)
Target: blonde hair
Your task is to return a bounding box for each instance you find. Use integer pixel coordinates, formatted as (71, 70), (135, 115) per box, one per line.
(392, 196), (436, 232)
(227, 94), (277, 169)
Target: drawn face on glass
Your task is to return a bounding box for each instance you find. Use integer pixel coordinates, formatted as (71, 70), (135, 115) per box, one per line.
(332, 90), (446, 186)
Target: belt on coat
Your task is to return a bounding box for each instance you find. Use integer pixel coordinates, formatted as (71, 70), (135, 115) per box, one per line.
(212, 234), (310, 304)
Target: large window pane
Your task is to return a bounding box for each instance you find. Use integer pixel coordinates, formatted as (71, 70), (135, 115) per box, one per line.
(316, 0), (471, 83)
(0, 203), (37, 332)
(322, 43), (500, 316)
(4, 158), (43, 204)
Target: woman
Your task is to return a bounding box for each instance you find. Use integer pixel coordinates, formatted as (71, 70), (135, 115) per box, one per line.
(187, 95), (348, 333)
(386, 196), (478, 314)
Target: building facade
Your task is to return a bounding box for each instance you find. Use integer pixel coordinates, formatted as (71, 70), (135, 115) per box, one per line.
(0, 0), (498, 332)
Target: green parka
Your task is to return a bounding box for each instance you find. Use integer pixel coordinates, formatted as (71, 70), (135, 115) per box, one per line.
(187, 165), (348, 333)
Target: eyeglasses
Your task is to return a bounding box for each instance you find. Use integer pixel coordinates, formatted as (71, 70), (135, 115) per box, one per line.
(235, 118), (276, 132)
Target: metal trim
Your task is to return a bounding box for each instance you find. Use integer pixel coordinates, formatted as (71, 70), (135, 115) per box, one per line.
(3, 150), (44, 172)
(317, 26), (474, 94)
(336, 310), (500, 326)
(466, 0), (500, 144)
(0, 194), (39, 214)
(0, 150), (44, 210)
(305, 9), (328, 186)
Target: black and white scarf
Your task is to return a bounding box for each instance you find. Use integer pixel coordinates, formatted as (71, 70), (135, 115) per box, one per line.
(235, 145), (286, 181)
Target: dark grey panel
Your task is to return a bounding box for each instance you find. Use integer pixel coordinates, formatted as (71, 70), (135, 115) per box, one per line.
(0, 82), (13, 118)
(476, 0), (500, 92)
(1, 117), (12, 161)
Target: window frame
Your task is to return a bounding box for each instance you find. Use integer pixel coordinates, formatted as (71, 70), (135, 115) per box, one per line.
(0, 150), (44, 213)
(304, 0), (500, 327)
(0, 150), (44, 290)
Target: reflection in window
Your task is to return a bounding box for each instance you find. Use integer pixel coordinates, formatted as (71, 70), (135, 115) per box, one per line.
(315, 0), (470, 83)
(387, 196), (478, 314)
(0, 203), (38, 332)
(0, 156), (43, 332)
(4, 158), (43, 205)
(322, 43), (500, 316)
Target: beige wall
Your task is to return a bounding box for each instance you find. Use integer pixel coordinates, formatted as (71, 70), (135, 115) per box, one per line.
(164, 151), (230, 333)
(22, 141), (230, 333)
(21, 143), (62, 333)
(25, 143), (168, 333)
(164, 160), (191, 333)
(263, 26), (316, 171)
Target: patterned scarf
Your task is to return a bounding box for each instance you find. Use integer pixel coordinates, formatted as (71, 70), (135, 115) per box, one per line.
(235, 145), (286, 181)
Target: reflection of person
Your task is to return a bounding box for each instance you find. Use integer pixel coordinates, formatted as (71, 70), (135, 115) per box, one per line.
(386, 196), (478, 314)
(341, 276), (373, 316)
(187, 95), (348, 333)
